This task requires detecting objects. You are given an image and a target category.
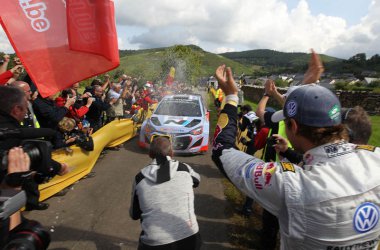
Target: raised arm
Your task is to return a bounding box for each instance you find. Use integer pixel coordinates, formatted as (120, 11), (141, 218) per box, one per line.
(212, 65), (285, 217)
(302, 49), (324, 84)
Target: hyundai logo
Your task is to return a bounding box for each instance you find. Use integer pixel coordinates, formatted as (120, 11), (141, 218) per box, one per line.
(353, 202), (379, 233)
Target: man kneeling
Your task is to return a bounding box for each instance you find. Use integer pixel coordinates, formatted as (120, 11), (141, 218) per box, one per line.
(130, 137), (202, 250)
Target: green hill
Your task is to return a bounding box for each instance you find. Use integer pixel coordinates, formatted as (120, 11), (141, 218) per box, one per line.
(116, 45), (253, 80)
(221, 49), (342, 72)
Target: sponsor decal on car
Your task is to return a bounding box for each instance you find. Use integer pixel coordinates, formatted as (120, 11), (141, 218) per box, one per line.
(164, 119), (187, 125)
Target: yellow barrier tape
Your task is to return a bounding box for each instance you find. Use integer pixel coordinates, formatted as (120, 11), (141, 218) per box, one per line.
(39, 104), (156, 201)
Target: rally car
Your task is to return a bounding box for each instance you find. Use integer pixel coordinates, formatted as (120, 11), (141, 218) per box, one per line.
(138, 94), (209, 154)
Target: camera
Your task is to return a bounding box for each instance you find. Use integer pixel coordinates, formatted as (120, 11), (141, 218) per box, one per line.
(0, 128), (56, 186)
(1, 140), (53, 185)
(266, 136), (277, 148)
(0, 189), (50, 249)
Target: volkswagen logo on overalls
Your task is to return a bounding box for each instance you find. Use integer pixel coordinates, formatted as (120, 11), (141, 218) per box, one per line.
(353, 202), (379, 233)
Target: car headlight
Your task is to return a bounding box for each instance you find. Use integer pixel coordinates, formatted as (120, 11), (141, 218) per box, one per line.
(190, 126), (203, 135)
(150, 117), (161, 126)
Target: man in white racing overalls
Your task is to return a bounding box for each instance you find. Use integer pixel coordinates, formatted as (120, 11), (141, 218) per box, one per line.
(212, 65), (380, 250)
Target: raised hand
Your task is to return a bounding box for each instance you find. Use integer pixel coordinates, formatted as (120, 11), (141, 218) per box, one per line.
(272, 134), (289, 153)
(302, 49), (324, 84)
(264, 79), (277, 96)
(215, 65), (238, 96)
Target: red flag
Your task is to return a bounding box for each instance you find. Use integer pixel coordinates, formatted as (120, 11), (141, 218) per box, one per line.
(0, 0), (119, 97)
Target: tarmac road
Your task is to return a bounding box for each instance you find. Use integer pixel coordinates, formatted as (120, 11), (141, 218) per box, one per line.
(25, 136), (236, 250)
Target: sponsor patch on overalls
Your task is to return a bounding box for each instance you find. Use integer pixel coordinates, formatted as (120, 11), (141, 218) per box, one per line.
(280, 162), (295, 173)
(356, 145), (376, 152)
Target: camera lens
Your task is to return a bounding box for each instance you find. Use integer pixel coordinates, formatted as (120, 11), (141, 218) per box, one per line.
(22, 143), (42, 164)
(4, 219), (51, 250)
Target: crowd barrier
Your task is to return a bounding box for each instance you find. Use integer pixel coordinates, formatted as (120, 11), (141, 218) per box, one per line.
(39, 107), (155, 201)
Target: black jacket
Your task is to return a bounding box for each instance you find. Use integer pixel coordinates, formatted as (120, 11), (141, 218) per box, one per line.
(0, 111), (23, 151)
(0, 111), (61, 178)
(32, 97), (68, 130)
(86, 97), (110, 122)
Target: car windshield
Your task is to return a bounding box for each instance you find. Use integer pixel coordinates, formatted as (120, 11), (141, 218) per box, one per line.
(155, 99), (202, 117)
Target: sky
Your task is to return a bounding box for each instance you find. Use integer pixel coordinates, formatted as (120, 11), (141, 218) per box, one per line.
(1, 0), (378, 59)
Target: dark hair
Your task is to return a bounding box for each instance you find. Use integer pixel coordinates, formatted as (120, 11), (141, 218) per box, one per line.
(0, 86), (25, 114)
(341, 106), (372, 144)
(240, 104), (252, 113)
(286, 119), (349, 146)
(91, 79), (101, 86)
(149, 137), (173, 184)
(61, 89), (72, 99)
(149, 137), (172, 160)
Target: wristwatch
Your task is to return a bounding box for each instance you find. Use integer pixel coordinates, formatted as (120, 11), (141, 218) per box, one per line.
(263, 93), (271, 97)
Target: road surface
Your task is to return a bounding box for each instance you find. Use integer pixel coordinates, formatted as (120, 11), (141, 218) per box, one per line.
(26, 136), (236, 250)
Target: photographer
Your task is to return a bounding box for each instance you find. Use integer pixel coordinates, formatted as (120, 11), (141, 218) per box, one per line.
(0, 55), (24, 85)
(238, 104), (260, 155)
(33, 91), (76, 130)
(1, 147), (30, 231)
(1, 147), (51, 250)
(56, 88), (94, 124)
(86, 85), (111, 132)
(0, 86), (68, 211)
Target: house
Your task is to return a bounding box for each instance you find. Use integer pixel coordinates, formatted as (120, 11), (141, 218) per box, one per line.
(364, 77), (380, 84)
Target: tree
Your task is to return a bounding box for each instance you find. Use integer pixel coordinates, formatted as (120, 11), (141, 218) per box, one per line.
(348, 53), (367, 67)
(334, 81), (348, 90)
(160, 45), (201, 86)
(274, 79), (288, 88)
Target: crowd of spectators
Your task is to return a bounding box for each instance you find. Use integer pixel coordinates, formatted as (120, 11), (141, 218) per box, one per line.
(0, 53), (195, 248)
(212, 52), (378, 250)
(2, 48), (378, 249)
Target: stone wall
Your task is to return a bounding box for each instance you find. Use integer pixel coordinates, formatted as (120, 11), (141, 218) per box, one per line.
(241, 85), (380, 115)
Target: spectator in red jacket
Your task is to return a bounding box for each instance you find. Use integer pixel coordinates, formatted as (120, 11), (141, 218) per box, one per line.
(56, 88), (94, 123)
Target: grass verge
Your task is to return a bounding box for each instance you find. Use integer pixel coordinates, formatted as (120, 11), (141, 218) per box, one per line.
(207, 93), (278, 249)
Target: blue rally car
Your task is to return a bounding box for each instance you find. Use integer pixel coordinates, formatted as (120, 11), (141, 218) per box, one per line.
(138, 94), (209, 154)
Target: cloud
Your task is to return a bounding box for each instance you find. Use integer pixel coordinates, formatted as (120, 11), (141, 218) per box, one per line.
(115, 0), (353, 56)
(0, 28), (13, 53)
(0, 0), (377, 59)
(326, 0), (380, 59)
(215, 47), (236, 54)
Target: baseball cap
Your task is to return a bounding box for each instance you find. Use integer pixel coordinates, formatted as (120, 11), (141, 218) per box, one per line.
(271, 84), (341, 127)
(283, 85), (300, 98)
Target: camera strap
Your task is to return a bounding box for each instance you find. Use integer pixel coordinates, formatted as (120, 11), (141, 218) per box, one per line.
(5, 171), (34, 187)
(0, 217), (10, 247)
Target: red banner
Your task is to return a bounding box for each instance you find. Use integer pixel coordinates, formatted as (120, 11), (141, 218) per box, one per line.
(0, 0), (119, 97)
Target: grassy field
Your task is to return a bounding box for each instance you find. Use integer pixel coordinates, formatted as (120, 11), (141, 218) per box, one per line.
(369, 115), (380, 146)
